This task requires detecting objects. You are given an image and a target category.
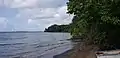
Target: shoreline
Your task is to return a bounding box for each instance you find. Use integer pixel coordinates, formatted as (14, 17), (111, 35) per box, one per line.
(53, 49), (73, 58)
(54, 49), (120, 58)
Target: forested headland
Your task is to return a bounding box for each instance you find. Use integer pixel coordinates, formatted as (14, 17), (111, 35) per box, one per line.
(45, 0), (120, 50)
(44, 24), (70, 32)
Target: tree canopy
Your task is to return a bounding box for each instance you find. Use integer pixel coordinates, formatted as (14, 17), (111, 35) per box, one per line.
(67, 0), (120, 50)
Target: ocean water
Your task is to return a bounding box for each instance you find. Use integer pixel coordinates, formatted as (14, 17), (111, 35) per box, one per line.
(0, 32), (72, 58)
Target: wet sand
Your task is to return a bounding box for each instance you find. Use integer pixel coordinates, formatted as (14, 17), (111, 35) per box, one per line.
(54, 49), (120, 58)
(53, 49), (73, 58)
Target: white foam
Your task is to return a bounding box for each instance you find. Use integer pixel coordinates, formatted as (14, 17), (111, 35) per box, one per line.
(98, 55), (120, 58)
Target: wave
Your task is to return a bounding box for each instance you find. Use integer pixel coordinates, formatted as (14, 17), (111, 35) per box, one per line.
(0, 43), (25, 46)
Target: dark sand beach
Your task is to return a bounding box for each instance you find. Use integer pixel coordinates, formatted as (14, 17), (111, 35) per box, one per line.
(53, 49), (73, 58)
(54, 49), (120, 58)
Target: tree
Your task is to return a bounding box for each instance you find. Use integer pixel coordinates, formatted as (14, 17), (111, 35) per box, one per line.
(67, 0), (120, 50)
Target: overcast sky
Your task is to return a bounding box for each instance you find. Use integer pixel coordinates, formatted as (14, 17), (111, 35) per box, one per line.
(0, 0), (73, 31)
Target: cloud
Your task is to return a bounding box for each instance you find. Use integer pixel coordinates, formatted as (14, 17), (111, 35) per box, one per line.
(0, 0), (38, 8)
(38, 0), (68, 8)
(15, 6), (73, 30)
(0, 17), (8, 31)
(0, 0), (4, 7)
(11, 0), (39, 8)
(0, 17), (7, 24)
(0, 0), (68, 8)
(0, 0), (73, 31)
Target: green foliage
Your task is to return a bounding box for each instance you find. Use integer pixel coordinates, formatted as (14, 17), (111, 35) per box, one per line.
(67, 0), (120, 50)
(44, 24), (70, 32)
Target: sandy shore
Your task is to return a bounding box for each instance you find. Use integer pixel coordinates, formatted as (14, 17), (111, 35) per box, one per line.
(53, 49), (73, 58)
(54, 49), (120, 58)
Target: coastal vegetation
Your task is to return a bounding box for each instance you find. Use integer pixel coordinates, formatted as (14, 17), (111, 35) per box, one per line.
(45, 0), (120, 50)
(67, 0), (120, 50)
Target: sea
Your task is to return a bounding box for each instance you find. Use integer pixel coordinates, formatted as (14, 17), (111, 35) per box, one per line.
(0, 32), (72, 58)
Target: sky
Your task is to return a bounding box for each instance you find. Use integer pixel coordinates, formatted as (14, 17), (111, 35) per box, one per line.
(0, 0), (73, 31)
